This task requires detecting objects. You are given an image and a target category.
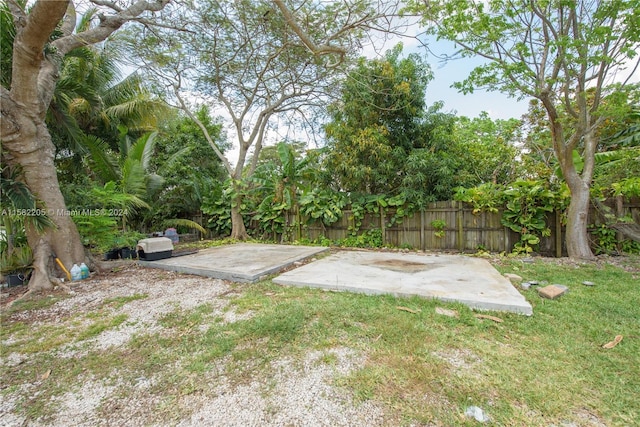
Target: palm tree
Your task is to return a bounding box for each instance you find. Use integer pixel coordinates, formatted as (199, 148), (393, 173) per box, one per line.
(46, 8), (170, 178)
(251, 142), (313, 240)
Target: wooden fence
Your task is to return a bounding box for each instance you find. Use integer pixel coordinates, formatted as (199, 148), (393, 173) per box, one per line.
(278, 198), (640, 257)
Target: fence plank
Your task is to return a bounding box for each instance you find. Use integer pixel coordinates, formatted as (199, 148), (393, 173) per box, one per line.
(276, 197), (640, 256)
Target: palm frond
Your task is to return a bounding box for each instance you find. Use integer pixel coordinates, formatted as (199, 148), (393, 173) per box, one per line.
(157, 146), (191, 176)
(47, 101), (86, 154)
(120, 158), (148, 198)
(124, 194), (151, 212)
(1, 166), (34, 209)
(75, 7), (97, 33)
(0, 166), (56, 233)
(83, 135), (119, 183)
(595, 147), (640, 166)
(127, 132), (158, 170)
(161, 218), (208, 235)
(146, 173), (165, 196)
(90, 181), (150, 213)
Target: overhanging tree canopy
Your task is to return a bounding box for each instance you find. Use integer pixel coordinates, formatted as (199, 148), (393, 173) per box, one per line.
(1, 0), (172, 291)
(122, 0), (404, 239)
(408, 0), (640, 259)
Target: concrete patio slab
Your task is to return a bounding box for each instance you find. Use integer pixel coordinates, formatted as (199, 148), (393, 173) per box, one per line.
(139, 243), (329, 283)
(273, 251), (533, 315)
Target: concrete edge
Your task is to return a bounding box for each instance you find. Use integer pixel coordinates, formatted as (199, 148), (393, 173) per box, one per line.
(139, 245), (330, 283)
(273, 278), (533, 316)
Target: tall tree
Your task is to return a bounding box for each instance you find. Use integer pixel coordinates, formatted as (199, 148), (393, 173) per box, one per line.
(147, 106), (228, 224)
(122, 0), (401, 239)
(452, 112), (520, 187)
(0, 0), (171, 291)
(324, 44), (433, 195)
(409, 0), (640, 259)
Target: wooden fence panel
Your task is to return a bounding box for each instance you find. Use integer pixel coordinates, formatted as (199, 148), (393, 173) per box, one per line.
(277, 197), (639, 256)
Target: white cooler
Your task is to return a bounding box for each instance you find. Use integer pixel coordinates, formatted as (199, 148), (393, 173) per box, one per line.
(137, 237), (173, 260)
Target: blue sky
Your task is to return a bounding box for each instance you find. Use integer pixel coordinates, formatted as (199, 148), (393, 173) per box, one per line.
(426, 55), (530, 120)
(363, 34), (531, 121)
(427, 59), (527, 119)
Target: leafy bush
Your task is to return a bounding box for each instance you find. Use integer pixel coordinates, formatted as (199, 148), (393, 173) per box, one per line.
(590, 223), (640, 255)
(430, 219), (446, 238)
(338, 228), (383, 248)
(455, 180), (569, 254)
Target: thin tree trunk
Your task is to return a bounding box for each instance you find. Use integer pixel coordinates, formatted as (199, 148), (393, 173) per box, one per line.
(230, 195), (248, 240)
(564, 175), (596, 260)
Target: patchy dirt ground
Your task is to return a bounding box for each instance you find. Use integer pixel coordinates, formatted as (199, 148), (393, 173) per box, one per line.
(0, 263), (386, 427)
(1, 253), (637, 426)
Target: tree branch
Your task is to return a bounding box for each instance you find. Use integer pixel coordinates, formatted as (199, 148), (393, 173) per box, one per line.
(172, 81), (234, 177)
(52, 0), (171, 56)
(273, 0), (347, 57)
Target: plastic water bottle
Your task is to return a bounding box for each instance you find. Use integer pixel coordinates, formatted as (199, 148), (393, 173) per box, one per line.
(70, 264), (82, 281)
(80, 263), (90, 279)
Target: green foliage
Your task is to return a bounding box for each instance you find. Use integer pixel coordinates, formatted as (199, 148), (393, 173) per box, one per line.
(589, 224), (619, 255)
(621, 239), (640, 254)
(408, 0), (640, 258)
(0, 245), (32, 275)
(148, 107), (228, 226)
(408, 1), (640, 102)
(451, 112), (520, 187)
(201, 186), (233, 236)
(299, 190), (347, 226)
(72, 214), (119, 253)
(159, 219), (207, 236)
(611, 177), (640, 198)
(249, 142), (312, 239)
(0, 1), (16, 88)
(201, 180), (253, 237)
(337, 229), (384, 248)
(349, 194), (385, 235)
(589, 224), (640, 255)
(323, 44), (439, 198)
(1, 165), (56, 234)
(455, 180), (569, 254)
(430, 219), (446, 238)
(115, 230), (146, 249)
(454, 183), (504, 214)
(68, 181), (151, 252)
(0, 165), (52, 277)
(519, 100), (556, 180)
(501, 181), (558, 254)
(48, 8), (169, 176)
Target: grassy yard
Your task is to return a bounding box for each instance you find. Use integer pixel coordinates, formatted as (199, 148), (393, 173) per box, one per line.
(1, 254), (638, 426)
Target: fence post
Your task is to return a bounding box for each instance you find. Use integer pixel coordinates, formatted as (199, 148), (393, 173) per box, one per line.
(457, 201), (464, 252)
(420, 209), (425, 251)
(555, 209), (562, 258)
(295, 206), (301, 241)
(502, 209), (510, 253)
(380, 206), (386, 245)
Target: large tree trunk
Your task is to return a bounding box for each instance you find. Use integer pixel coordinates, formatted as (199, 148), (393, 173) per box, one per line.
(4, 117), (86, 291)
(558, 129), (596, 261)
(2, 0), (171, 291)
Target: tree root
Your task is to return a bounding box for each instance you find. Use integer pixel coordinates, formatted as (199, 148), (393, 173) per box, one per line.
(7, 288), (34, 307)
(51, 277), (73, 293)
(6, 277), (74, 308)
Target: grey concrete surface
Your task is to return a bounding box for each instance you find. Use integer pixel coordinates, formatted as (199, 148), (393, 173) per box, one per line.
(139, 243), (329, 283)
(273, 251), (533, 315)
